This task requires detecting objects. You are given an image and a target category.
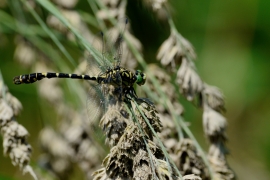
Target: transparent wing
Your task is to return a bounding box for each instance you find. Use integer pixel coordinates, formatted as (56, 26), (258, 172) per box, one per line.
(86, 83), (106, 133)
(88, 32), (113, 72)
(102, 17), (129, 67)
(85, 18), (129, 136)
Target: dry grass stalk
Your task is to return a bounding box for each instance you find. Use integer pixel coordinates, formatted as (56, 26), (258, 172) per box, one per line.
(202, 85), (235, 179)
(0, 77), (37, 179)
(94, 86), (181, 179)
(143, 64), (196, 179)
(94, 123), (179, 180)
(156, 12), (235, 180)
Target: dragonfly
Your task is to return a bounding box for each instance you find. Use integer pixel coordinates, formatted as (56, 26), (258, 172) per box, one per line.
(13, 19), (146, 102)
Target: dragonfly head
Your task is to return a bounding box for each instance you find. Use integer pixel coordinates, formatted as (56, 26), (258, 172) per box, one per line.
(135, 70), (146, 86)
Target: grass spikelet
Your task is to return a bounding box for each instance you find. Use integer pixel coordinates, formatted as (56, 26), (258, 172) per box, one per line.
(174, 139), (209, 179)
(100, 103), (129, 146)
(176, 57), (203, 101)
(132, 98), (162, 139)
(208, 144), (235, 180)
(0, 73), (37, 180)
(157, 30), (196, 68)
(183, 174), (202, 180)
(155, 7), (235, 179)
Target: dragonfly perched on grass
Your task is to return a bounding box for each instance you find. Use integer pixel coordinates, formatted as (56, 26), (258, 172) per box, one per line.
(13, 18), (146, 103)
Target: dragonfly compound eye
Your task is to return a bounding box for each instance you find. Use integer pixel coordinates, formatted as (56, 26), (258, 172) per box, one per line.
(135, 70), (146, 86)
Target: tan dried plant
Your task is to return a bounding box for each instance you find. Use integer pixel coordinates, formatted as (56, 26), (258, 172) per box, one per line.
(0, 73), (37, 179)
(156, 12), (235, 180)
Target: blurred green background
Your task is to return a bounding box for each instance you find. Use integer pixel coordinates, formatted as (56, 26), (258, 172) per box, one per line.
(1, 0), (270, 179)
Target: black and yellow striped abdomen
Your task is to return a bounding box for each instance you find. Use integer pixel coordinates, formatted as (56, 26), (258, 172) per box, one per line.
(13, 72), (97, 85)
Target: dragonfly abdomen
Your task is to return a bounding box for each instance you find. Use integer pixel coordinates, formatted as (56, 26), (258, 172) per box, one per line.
(13, 72), (97, 85)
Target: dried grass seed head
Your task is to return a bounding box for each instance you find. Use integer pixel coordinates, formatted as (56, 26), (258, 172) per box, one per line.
(58, 107), (101, 178)
(174, 139), (209, 179)
(5, 92), (23, 116)
(1, 120), (29, 139)
(1, 120), (34, 177)
(93, 167), (113, 180)
(2, 120), (31, 156)
(208, 144), (235, 180)
(183, 174), (202, 180)
(59, 109), (85, 145)
(133, 151), (152, 179)
(154, 159), (176, 180)
(176, 57), (203, 101)
(203, 105), (227, 143)
(132, 98), (162, 138)
(40, 127), (74, 158)
(8, 144), (32, 173)
(0, 99), (14, 126)
(39, 127), (73, 178)
(158, 113), (177, 140)
(157, 31), (196, 68)
(101, 124), (145, 179)
(100, 103), (129, 146)
(0, 78), (35, 178)
(0, 84), (22, 116)
(147, 64), (175, 100)
(203, 83), (225, 112)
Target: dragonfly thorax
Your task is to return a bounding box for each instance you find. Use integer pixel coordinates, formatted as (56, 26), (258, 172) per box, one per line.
(97, 66), (146, 88)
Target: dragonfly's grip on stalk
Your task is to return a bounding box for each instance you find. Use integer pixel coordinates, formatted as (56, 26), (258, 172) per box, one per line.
(13, 72), (97, 85)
